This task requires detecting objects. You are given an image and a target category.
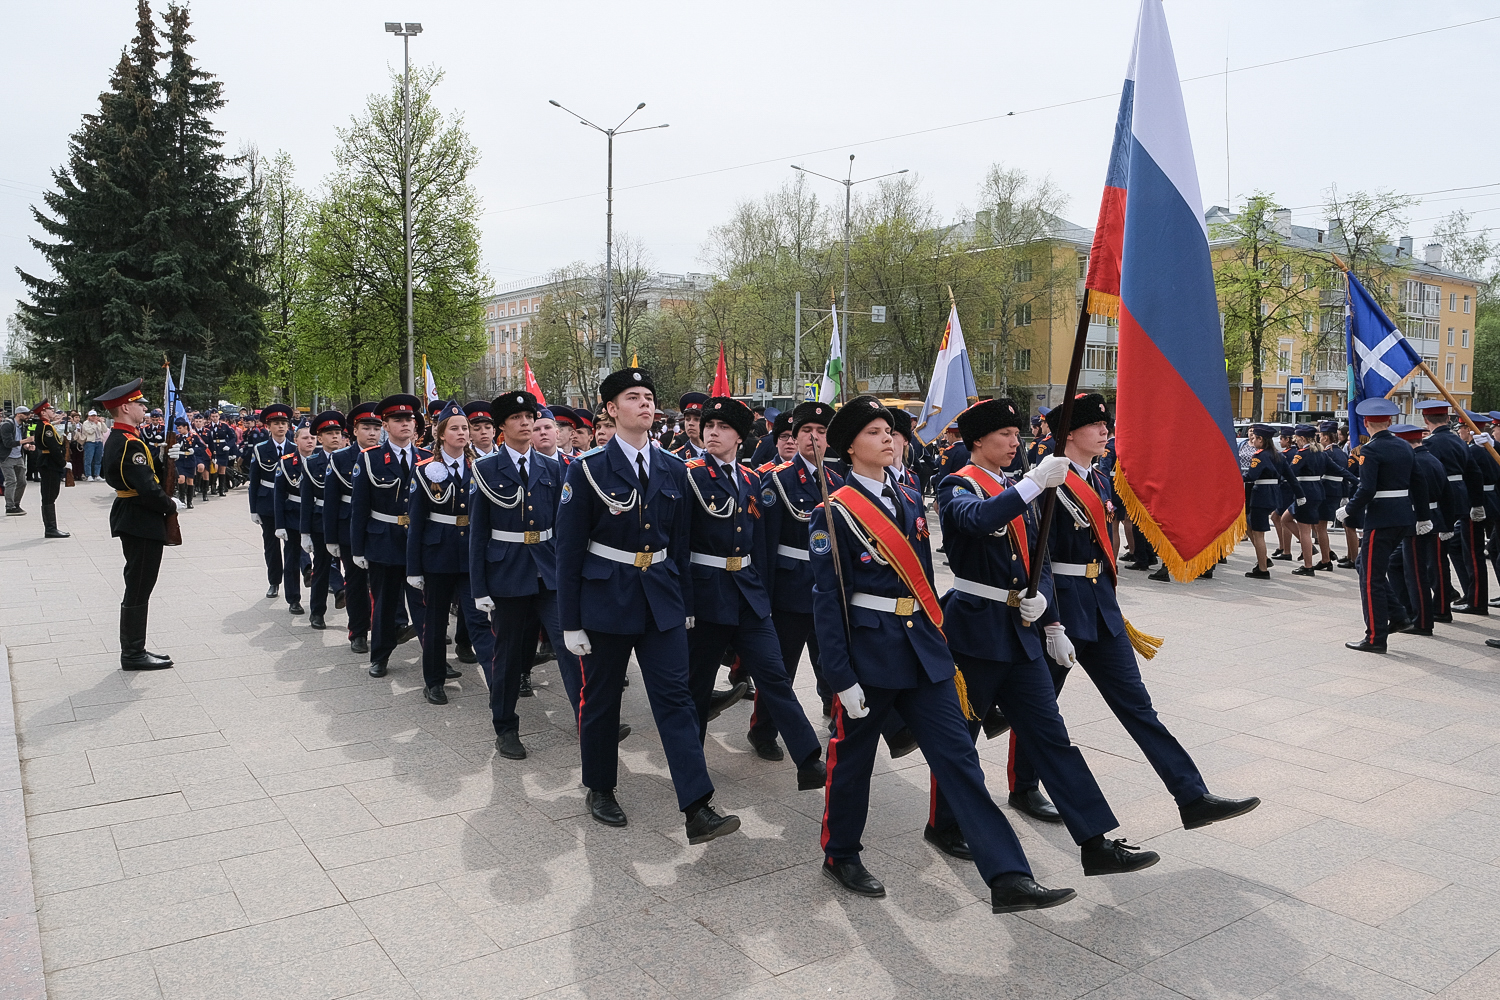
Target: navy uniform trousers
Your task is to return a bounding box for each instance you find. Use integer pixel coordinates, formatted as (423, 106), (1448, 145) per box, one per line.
(1011, 618), (1208, 807)
(1387, 534), (1436, 631)
(1457, 518), (1489, 610)
(419, 573), (495, 692)
(306, 530), (344, 618)
(824, 674), (1031, 885)
(258, 519), (301, 602)
(687, 596), (821, 765)
(488, 587), (579, 735)
(370, 563), (424, 666)
(581, 623), (714, 812)
(1356, 526), (1404, 645)
(336, 529), (373, 641)
(933, 650), (1117, 845)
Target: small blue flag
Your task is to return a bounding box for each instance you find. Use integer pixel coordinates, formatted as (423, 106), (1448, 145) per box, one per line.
(1345, 270), (1421, 439)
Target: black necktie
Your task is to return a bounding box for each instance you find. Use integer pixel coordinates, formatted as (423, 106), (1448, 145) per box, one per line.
(517, 456), (528, 487)
(721, 462), (736, 490)
(399, 450), (410, 479)
(881, 485), (898, 514)
(449, 461), (459, 483)
(636, 453), (650, 494)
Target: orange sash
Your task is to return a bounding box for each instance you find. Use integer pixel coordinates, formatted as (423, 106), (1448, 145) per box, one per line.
(829, 485), (943, 628)
(1061, 469), (1117, 584)
(955, 465), (1031, 576)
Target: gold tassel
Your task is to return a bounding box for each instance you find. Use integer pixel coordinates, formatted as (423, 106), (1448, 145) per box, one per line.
(952, 667), (979, 721)
(1112, 465), (1246, 582)
(1086, 291), (1120, 320)
(1124, 618), (1164, 660)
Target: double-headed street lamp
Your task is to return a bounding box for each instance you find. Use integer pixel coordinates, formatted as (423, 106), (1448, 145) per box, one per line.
(549, 99), (668, 365)
(385, 20), (422, 394)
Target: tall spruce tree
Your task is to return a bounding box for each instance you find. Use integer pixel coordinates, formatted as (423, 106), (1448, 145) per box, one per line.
(16, 1), (265, 405)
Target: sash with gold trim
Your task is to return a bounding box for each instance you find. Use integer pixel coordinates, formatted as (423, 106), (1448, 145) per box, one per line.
(1061, 469), (1117, 584)
(954, 465), (1031, 576)
(828, 485), (943, 628)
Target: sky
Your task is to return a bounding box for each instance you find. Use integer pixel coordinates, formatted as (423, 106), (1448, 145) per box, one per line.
(3, 0), (1497, 317)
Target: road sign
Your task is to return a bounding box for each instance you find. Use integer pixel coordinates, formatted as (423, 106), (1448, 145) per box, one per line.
(1287, 376), (1304, 412)
(1335, 409), (1348, 420)
(871, 306), (886, 323)
(756, 378), (765, 392)
(804, 382), (818, 401)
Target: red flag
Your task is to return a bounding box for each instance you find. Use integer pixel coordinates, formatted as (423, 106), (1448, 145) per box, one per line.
(710, 343), (731, 396)
(522, 358), (547, 407)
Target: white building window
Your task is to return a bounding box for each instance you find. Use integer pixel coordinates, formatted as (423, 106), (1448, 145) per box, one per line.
(1463, 329), (1470, 348)
(1465, 294), (1472, 313)
(1461, 363), (1469, 383)
(1448, 328), (1455, 346)
(1450, 292), (1458, 311)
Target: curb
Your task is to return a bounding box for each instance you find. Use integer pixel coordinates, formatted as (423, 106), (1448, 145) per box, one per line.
(0, 644), (46, 999)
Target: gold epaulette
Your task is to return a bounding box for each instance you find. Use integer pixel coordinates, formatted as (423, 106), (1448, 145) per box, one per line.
(685, 458), (706, 469)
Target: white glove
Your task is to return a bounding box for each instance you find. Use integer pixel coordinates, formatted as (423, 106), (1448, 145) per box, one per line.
(1296, 497), (1307, 507)
(838, 683), (870, 719)
(275, 528), (287, 540)
(1417, 520), (1433, 535)
(406, 575), (424, 591)
(1472, 507), (1487, 521)
(352, 555), (368, 569)
(1017, 592), (1047, 624)
(64, 462), (71, 471)
(300, 535), (314, 553)
(474, 595), (496, 613)
(172, 497), (186, 513)
(1044, 623), (1077, 669)
(1475, 433), (1493, 447)
(251, 513), (261, 524)
(685, 616), (696, 630)
(326, 543), (341, 557)
(1440, 531), (1455, 541)
(564, 629), (592, 656)
(167, 446), (183, 458)
(1334, 506), (1348, 525)
(1024, 455), (1071, 491)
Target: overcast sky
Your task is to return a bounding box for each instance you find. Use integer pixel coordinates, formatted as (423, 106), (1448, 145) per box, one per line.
(4, 0), (1497, 316)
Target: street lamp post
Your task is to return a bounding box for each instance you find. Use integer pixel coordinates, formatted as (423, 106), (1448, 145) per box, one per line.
(791, 156), (907, 398)
(384, 21), (423, 395)
(548, 99), (668, 368)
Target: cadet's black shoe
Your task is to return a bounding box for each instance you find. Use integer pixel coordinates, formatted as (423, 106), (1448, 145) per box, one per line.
(456, 642), (478, 664)
(1148, 565), (1171, 582)
(1291, 566), (1316, 577)
(302, 567), (313, 590)
(1081, 838), (1160, 876)
(1486, 638), (1500, 649)
(685, 803), (741, 844)
(1399, 624), (1434, 636)
(923, 824), (973, 861)
(518, 672), (534, 698)
(350, 635), (369, 654)
(397, 624), (418, 644)
(533, 641), (555, 666)
(423, 685), (448, 705)
(45, 528), (70, 539)
(1314, 561), (1334, 571)
(1344, 639), (1387, 654)
(1386, 618), (1413, 634)
(990, 873), (1076, 913)
(266, 585), (279, 599)
(1270, 548), (1284, 558)
(121, 650), (174, 671)
(796, 757), (827, 791)
(1452, 603), (1489, 616)
(1434, 612), (1454, 623)
(495, 730), (527, 760)
(1273, 553), (1293, 562)
(1489, 596), (1500, 608)
(1245, 567), (1271, 579)
(587, 789), (627, 827)
(309, 615), (326, 630)
(288, 603), (305, 615)
(982, 707), (1011, 740)
(334, 590), (347, 610)
(749, 734), (785, 761)
(706, 681), (750, 722)
(821, 700), (833, 719)
(1202, 566), (1214, 579)
(822, 858), (885, 898)
(368, 659), (388, 678)
(1337, 557), (1357, 569)
(445, 665), (462, 679)
(1008, 789), (1063, 823)
(618, 723), (631, 742)
(1180, 793), (1261, 830)
(887, 727), (920, 759)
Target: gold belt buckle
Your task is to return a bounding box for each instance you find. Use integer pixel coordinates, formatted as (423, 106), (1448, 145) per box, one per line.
(397, 515), (410, 527)
(455, 515), (469, 527)
(523, 530), (541, 545)
(1006, 590), (1021, 607)
(894, 597), (916, 616)
(634, 551), (654, 570)
(1085, 562), (1100, 579)
(724, 556), (743, 572)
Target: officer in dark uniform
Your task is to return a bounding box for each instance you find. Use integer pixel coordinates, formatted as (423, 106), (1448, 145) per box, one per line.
(556, 367), (740, 844)
(1415, 400), (1472, 612)
(323, 402), (381, 653)
(300, 410), (347, 630)
(270, 420), (313, 615)
(32, 400), (71, 538)
(1386, 424), (1439, 635)
(671, 391), (708, 459)
(96, 379), (184, 670)
(1319, 420), (1357, 565)
(205, 410), (237, 495)
(1339, 398), (1417, 652)
(351, 394), (431, 678)
(248, 403), (294, 598)
(1453, 410), (1496, 615)
(1024, 408), (1052, 467)
(750, 410), (792, 468)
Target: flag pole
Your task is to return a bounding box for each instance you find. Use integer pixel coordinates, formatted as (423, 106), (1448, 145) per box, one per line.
(1025, 291), (1094, 602)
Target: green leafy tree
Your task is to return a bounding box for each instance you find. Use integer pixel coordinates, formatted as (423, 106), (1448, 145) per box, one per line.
(1473, 302), (1500, 412)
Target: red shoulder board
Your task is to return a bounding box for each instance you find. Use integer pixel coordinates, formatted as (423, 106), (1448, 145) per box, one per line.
(685, 458), (706, 469)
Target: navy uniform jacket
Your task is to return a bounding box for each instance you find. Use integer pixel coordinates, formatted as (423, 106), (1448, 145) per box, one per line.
(684, 457), (771, 625)
(1468, 440), (1500, 520)
(1422, 426), (1470, 528)
(271, 450), (307, 533)
(555, 438), (694, 634)
(350, 442), (431, 566)
(672, 439), (707, 462)
(1024, 434), (1051, 468)
(321, 445), (361, 546)
(1274, 447), (1302, 509)
(1344, 430), (1417, 532)
(1411, 446), (1445, 528)
(809, 476), (949, 693)
(248, 437), (290, 518)
(936, 466), (1057, 663)
(1322, 444), (1357, 499)
(206, 420), (237, 467)
(469, 448), (564, 599)
(1047, 465), (1125, 643)
(1243, 448), (1285, 509)
(299, 449), (335, 536)
(937, 441), (970, 481)
(760, 456), (843, 612)
(1287, 447), (1324, 507)
(241, 426), (268, 465)
(406, 454), (473, 577)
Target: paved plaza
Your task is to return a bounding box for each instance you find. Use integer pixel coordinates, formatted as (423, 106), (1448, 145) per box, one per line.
(4, 483), (1500, 999)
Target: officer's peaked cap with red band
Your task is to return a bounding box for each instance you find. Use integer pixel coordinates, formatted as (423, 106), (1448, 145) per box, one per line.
(260, 403), (295, 422)
(348, 401), (381, 425)
(94, 378), (148, 409)
(679, 391), (708, 414)
(312, 410), (346, 434)
(376, 394), (422, 420)
(463, 400), (495, 424)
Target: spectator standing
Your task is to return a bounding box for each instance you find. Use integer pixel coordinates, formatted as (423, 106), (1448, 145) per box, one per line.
(81, 411), (109, 480)
(2, 406), (32, 514)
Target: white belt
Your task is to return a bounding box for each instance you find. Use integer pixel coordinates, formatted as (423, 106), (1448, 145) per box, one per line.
(1373, 490), (1408, 498)
(342, 494), (352, 503)
(286, 494), (300, 503)
(1251, 480), (1278, 487)
(1323, 475), (1344, 481)
(429, 512), (470, 526)
(313, 498), (324, 507)
(259, 483), (273, 491)
(589, 540), (667, 569)
(1486, 485), (1496, 492)
(492, 528), (552, 544)
(850, 592), (919, 616)
(777, 544), (810, 561)
(1448, 475), (1464, 482)
(1296, 476), (1321, 482)
(951, 577), (1022, 606)
(370, 510), (409, 525)
(690, 552), (751, 571)
(1052, 561), (1103, 578)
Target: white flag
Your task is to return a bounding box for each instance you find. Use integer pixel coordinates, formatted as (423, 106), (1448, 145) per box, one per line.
(817, 303), (842, 403)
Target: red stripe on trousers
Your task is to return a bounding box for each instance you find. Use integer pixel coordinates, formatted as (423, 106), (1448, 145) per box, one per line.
(819, 698), (846, 856)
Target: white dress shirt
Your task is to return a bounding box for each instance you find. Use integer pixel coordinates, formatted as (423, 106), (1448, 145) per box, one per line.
(852, 471), (897, 516)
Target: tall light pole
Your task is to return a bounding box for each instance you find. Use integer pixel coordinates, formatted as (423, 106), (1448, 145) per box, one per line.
(792, 156), (908, 396)
(385, 21), (422, 394)
(549, 99), (668, 368)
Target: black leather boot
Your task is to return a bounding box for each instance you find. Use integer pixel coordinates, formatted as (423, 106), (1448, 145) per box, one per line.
(120, 604), (173, 671)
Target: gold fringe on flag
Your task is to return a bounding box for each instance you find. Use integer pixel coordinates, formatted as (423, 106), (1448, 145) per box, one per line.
(952, 667), (979, 721)
(1087, 290), (1120, 320)
(1112, 463), (1245, 583)
(1123, 618), (1164, 660)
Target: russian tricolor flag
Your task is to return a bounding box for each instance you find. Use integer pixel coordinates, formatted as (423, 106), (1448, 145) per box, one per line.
(1090, 0), (1244, 579)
